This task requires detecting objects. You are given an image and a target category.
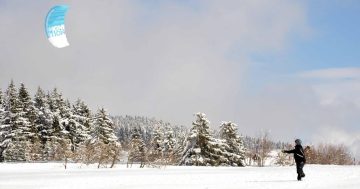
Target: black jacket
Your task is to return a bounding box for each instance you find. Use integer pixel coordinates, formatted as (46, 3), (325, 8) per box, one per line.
(284, 144), (306, 163)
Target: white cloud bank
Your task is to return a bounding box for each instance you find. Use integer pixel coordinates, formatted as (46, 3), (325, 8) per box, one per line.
(2, 0), (359, 157)
(0, 0), (309, 125)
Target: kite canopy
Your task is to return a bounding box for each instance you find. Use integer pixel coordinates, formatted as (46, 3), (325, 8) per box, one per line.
(45, 5), (69, 48)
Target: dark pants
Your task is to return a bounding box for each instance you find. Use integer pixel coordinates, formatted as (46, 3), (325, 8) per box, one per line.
(296, 162), (305, 179)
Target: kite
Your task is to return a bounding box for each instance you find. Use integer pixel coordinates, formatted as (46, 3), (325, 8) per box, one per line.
(45, 5), (69, 48)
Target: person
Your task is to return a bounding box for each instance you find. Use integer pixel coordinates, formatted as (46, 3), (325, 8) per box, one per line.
(282, 139), (306, 181)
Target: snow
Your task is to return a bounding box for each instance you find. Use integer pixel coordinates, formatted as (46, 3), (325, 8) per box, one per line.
(0, 163), (359, 189)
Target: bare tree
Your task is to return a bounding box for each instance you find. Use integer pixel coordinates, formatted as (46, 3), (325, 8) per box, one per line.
(51, 138), (73, 169)
(306, 143), (353, 165)
(256, 131), (272, 167)
(109, 143), (121, 168)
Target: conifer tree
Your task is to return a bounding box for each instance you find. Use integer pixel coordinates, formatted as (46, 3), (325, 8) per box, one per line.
(163, 125), (177, 164)
(34, 87), (53, 159)
(180, 113), (229, 166)
(92, 108), (118, 144)
(2, 81), (32, 161)
(18, 83), (42, 160)
(219, 121), (246, 166)
(0, 89), (5, 161)
(127, 128), (147, 168)
(44, 89), (73, 161)
(148, 125), (163, 162)
(0, 82), (17, 160)
(18, 84), (39, 142)
(72, 99), (92, 146)
(90, 108), (120, 167)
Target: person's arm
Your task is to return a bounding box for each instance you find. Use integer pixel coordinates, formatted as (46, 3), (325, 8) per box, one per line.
(282, 148), (295, 154)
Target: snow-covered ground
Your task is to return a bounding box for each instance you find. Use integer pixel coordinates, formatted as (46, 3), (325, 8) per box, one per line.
(0, 163), (359, 189)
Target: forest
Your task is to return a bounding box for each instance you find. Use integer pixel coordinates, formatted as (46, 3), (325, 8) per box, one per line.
(0, 81), (357, 167)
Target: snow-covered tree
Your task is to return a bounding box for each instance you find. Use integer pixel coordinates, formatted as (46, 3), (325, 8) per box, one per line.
(127, 128), (147, 168)
(46, 89), (74, 154)
(18, 84), (39, 140)
(0, 89), (3, 106)
(18, 83), (42, 160)
(72, 99), (92, 145)
(2, 82), (33, 161)
(219, 121), (246, 166)
(92, 108), (118, 144)
(90, 108), (121, 167)
(0, 89), (5, 160)
(148, 125), (163, 162)
(180, 113), (229, 166)
(0, 81), (17, 156)
(0, 83), (15, 161)
(163, 125), (177, 164)
(33, 87), (53, 159)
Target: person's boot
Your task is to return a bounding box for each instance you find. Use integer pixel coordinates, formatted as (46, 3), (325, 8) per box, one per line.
(297, 174), (302, 181)
(301, 173), (305, 178)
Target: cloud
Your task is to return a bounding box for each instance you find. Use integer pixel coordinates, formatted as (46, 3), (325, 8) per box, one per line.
(0, 0), (309, 126)
(298, 67), (360, 80)
(297, 68), (360, 107)
(1, 0), (359, 157)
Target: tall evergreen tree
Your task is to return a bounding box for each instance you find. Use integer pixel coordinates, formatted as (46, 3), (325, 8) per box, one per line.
(2, 81), (32, 161)
(0, 82), (17, 160)
(219, 121), (246, 166)
(44, 89), (73, 160)
(92, 108), (118, 144)
(0, 89), (3, 107)
(18, 83), (38, 142)
(163, 125), (177, 163)
(72, 99), (92, 146)
(0, 89), (5, 161)
(34, 87), (52, 143)
(180, 113), (229, 166)
(18, 83), (42, 161)
(127, 128), (147, 168)
(89, 108), (121, 167)
(148, 125), (163, 162)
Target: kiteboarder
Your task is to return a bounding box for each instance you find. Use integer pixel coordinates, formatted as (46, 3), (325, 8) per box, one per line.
(282, 139), (306, 181)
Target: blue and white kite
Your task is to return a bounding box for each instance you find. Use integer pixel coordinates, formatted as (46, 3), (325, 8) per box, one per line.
(45, 5), (69, 48)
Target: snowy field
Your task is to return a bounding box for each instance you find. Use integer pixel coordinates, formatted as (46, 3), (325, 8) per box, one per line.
(0, 163), (359, 189)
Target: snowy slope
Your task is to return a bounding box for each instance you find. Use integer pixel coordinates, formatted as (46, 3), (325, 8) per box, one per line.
(0, 163), (359, 189)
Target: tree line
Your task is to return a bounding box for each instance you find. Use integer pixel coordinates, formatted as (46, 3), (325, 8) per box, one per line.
(0, 81), (120, 168)
(0, 81), (246, 167)
(0, 81), (356, 167)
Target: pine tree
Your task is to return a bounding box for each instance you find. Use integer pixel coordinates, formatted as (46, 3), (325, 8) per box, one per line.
(127, 128), (147, 168)
(45, 115), (73, 167)
(0, 82), (17, 161)
(92, 108), (118, 144)
(219, 121), (246, 166)
(18, 84), (39, 139)
(18, 83), (42, 161)
(148, 125), (163, 162)
(34, 87), (53, 159)
(90, 108), (120, 167)
(43, 89), (73, 161)
(2, 81), (33, 161)
(50, 89), (73, 143)
(72, 99), (92, 146)
(163, 125), (177, 164)
(0, 89), (5, 161)
(180, 113), (229, 166)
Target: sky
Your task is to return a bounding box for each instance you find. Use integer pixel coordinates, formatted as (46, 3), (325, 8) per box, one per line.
(0, 0), (360, 157)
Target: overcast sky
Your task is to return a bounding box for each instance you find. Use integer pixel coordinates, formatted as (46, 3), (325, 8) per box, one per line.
(1, 0), (360, 157)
